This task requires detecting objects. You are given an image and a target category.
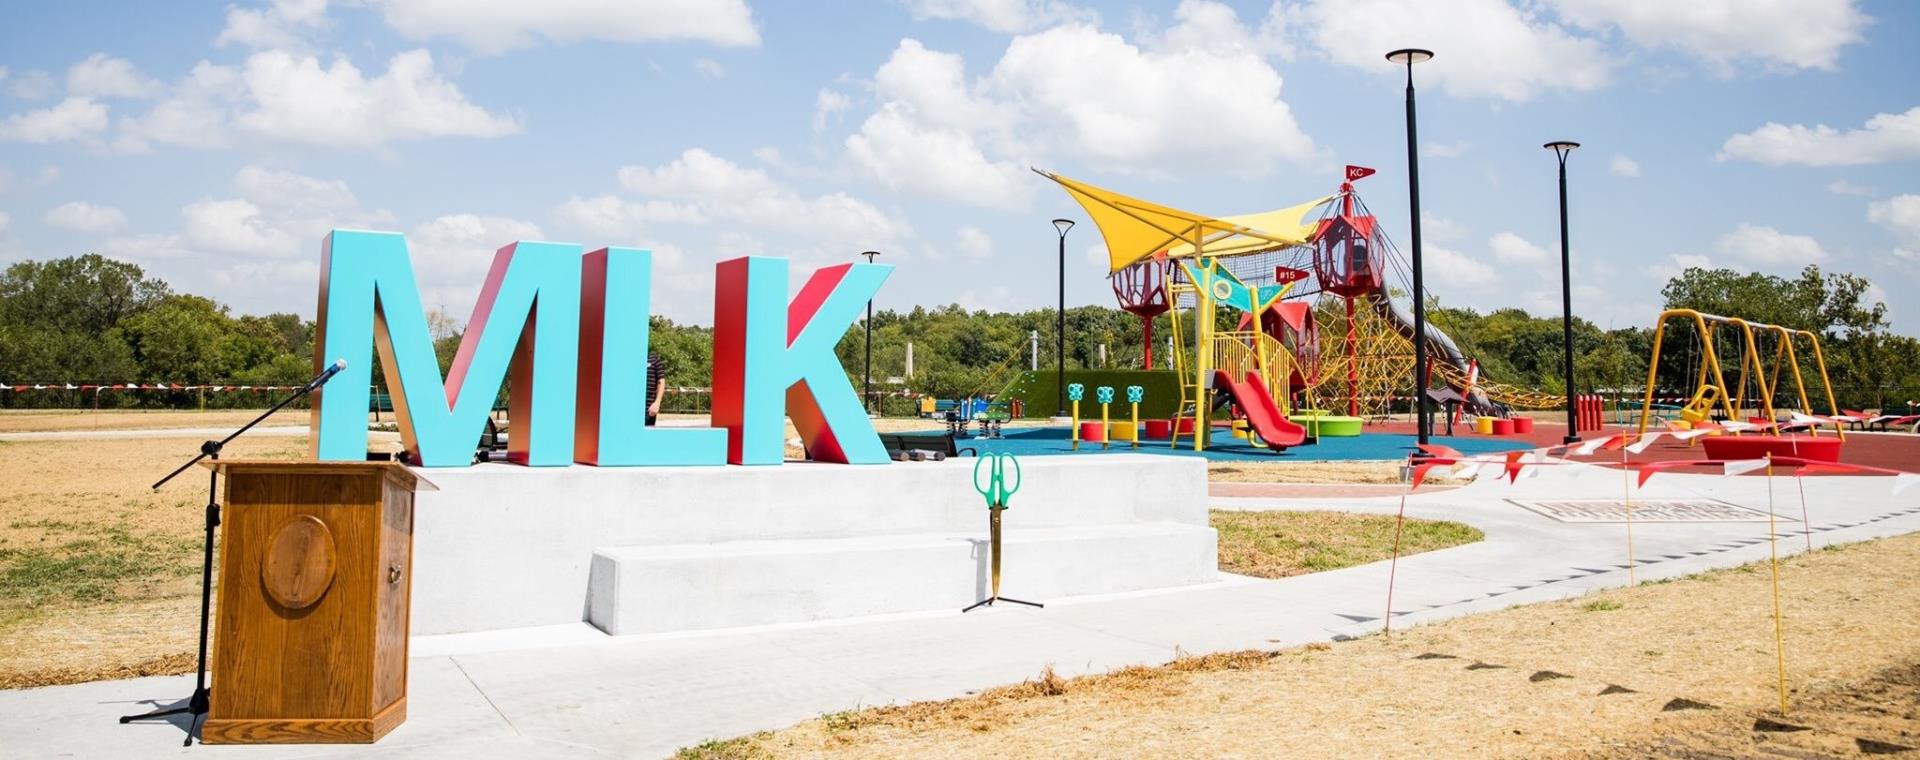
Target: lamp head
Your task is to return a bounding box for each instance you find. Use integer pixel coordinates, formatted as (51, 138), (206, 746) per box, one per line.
(1385, 48), (1434, 66)
(859, 250), (882, 262)
(1052, 218), (1075, 236)
(1544, 141), (1580, 162)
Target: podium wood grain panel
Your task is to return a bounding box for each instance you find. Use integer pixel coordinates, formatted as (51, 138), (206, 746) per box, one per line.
(200, 461), (421, 745)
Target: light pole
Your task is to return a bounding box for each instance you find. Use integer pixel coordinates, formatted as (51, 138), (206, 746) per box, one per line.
(1052, 218), (1074, 421)
(1387, 47), (1434, 448)
(1545, 141), (1581, 444)
(861, 250), (881, 415)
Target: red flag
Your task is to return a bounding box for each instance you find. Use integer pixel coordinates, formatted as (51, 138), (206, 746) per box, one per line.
(1345, 165), (1376, 182)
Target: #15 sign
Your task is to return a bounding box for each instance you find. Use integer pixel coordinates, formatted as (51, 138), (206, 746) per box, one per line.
(310, 229), (892, 468)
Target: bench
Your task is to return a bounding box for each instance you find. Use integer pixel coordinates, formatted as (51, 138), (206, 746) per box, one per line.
(877, 431), (978, 460)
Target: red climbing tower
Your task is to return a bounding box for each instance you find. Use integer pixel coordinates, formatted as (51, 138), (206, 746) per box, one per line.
(1111, 258), (1172, 369)
(1312, 166), (1384, 415)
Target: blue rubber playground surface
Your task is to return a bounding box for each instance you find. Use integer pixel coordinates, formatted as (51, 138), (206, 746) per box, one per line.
(939, 425), (1534, 462)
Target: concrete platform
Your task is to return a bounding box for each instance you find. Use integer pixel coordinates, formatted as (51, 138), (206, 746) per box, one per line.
(587, 523), (1218, 634)
(6, 466), (1915, 758)
(411, 454), (1213, 635)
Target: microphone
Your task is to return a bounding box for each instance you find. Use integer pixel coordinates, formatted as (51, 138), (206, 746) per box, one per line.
(304, 358), (348, 392)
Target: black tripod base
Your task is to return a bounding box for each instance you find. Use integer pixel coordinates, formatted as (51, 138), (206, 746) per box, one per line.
(119, 686), (208, 746)
(961, 596), (1044, 612)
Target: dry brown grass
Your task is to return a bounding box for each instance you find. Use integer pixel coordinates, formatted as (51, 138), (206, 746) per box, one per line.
(0, 408), (311, 433)
(0, 435), (307, 686)
(1212, 510), (1481, 579)
(679, 533), (1920, 759)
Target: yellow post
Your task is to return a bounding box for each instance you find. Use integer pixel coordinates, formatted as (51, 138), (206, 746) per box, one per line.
(1100, 398), (1111, 450)
(1795, 328), (1846, 440)
(1131, 402), (1140, 449)
(1070, 399), (1081, 451)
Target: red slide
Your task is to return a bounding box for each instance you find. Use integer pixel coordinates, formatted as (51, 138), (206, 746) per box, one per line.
(1212, 370), (1307, 451)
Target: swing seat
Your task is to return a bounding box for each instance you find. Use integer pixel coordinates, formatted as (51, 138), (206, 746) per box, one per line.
(1679, 384), (1721, 423)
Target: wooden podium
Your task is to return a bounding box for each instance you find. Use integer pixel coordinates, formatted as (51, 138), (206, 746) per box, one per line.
(200, 461), (430, 745)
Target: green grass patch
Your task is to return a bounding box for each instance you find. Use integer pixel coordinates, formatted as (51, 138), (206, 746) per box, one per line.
(0, 521), (198, 615)
(675, 734), (776, 759)
(1210, 509), (1483, 579)
(1581, 598), (1624, 612)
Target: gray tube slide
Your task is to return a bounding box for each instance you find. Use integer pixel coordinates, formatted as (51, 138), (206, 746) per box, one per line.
(1365, 285), (1502, 414)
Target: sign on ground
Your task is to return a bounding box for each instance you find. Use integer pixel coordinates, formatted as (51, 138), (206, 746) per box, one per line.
(1506, 499), (1794, 523)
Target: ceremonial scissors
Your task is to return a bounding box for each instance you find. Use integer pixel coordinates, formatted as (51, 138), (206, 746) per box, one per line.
(963, 452), (1042, 611)
(972, 451), (1021, 510)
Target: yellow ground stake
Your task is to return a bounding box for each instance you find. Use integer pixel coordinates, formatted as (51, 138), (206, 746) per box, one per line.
(1622, 439), (1635, 585)
(1764, 454), (1789, 714)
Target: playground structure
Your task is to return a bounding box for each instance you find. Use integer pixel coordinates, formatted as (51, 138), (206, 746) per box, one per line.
(1635, 308), (1846, 439)
(1043, 167), (1566, 452)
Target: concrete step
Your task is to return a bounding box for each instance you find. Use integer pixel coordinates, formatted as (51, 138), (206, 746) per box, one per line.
(586, 522), (1220, 635)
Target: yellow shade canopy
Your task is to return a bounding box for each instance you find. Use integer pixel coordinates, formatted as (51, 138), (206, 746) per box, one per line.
(1161, 196), (1332, 259)
(1037, 168), (1331, 273)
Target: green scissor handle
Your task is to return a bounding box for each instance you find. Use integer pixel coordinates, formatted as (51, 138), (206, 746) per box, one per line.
(972, 452), (1021, 509)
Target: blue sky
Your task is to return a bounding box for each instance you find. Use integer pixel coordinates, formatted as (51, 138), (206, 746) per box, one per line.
(0, 0), (1916, 333)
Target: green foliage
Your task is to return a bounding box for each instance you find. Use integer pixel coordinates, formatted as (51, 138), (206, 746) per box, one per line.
(3, 251), (1916, 415)
(1008, 369), (1184, 419)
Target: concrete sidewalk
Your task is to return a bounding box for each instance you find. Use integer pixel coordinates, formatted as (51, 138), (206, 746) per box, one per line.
(4, 466), (1916, 758)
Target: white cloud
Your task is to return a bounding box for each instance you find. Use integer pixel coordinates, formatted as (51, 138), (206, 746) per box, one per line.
(235, 165), (359, 212)
(905, 0), (1095, 34)
(1718, 106), (1920, 167)
(44, 201), (128, 233)
(370, 0), (759, 54)
(1712, 223), (1827, 266)
(875, 39), (1008, 133)
(177, 165), (390, 259)
(66, 53), (161, 99)
(1826, 180), (1873, 196)
(954, 226), (994, 260)
(0, 98), (109, 143)
(115, 50), (516, 152)
(0, 165), (62, 194)
(1548, 0), (1866, 72)
(1292, 0), (1611, 102)
(1488, 231), (1548, 264)
(839, 15), (1320, 206)
(1420, 211), (1466, 243)
(98, 168), (402, 315)
(234, 50), (520, 148)
(407, 213), (546, 310)
(813, 88), (851, 132)
(693, 58), (726, 79)
(1648, 252), (1714, 283)
(1869, 194), (1920, 263)
(1147, 0), (1292, 59)
(7, 70), (57, 100)
(218, 0), (330, 50)
(846, 104), (1032, 210)
(1424, 141), (1469, 158)
(1425, 243), (1498, 289)
(986, 23), (1318, 175)
(1609, 154), (1640, 177)
(182, 198), (298, 255)
(617, 148), (909, 245)
(111, 62), (243, 152)
(553, 194), (704, 240)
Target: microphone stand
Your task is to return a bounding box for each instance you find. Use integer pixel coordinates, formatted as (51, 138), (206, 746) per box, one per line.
(119, 367), (340, 746)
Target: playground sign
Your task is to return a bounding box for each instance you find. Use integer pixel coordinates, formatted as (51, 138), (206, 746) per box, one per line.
(310, 230), (892, 468)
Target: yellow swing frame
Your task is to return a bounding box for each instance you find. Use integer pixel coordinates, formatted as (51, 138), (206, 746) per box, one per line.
(1636, 309), (1844, 440)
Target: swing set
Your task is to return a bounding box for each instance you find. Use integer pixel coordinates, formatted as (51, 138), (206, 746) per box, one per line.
(1635, 308), (1844, 439)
